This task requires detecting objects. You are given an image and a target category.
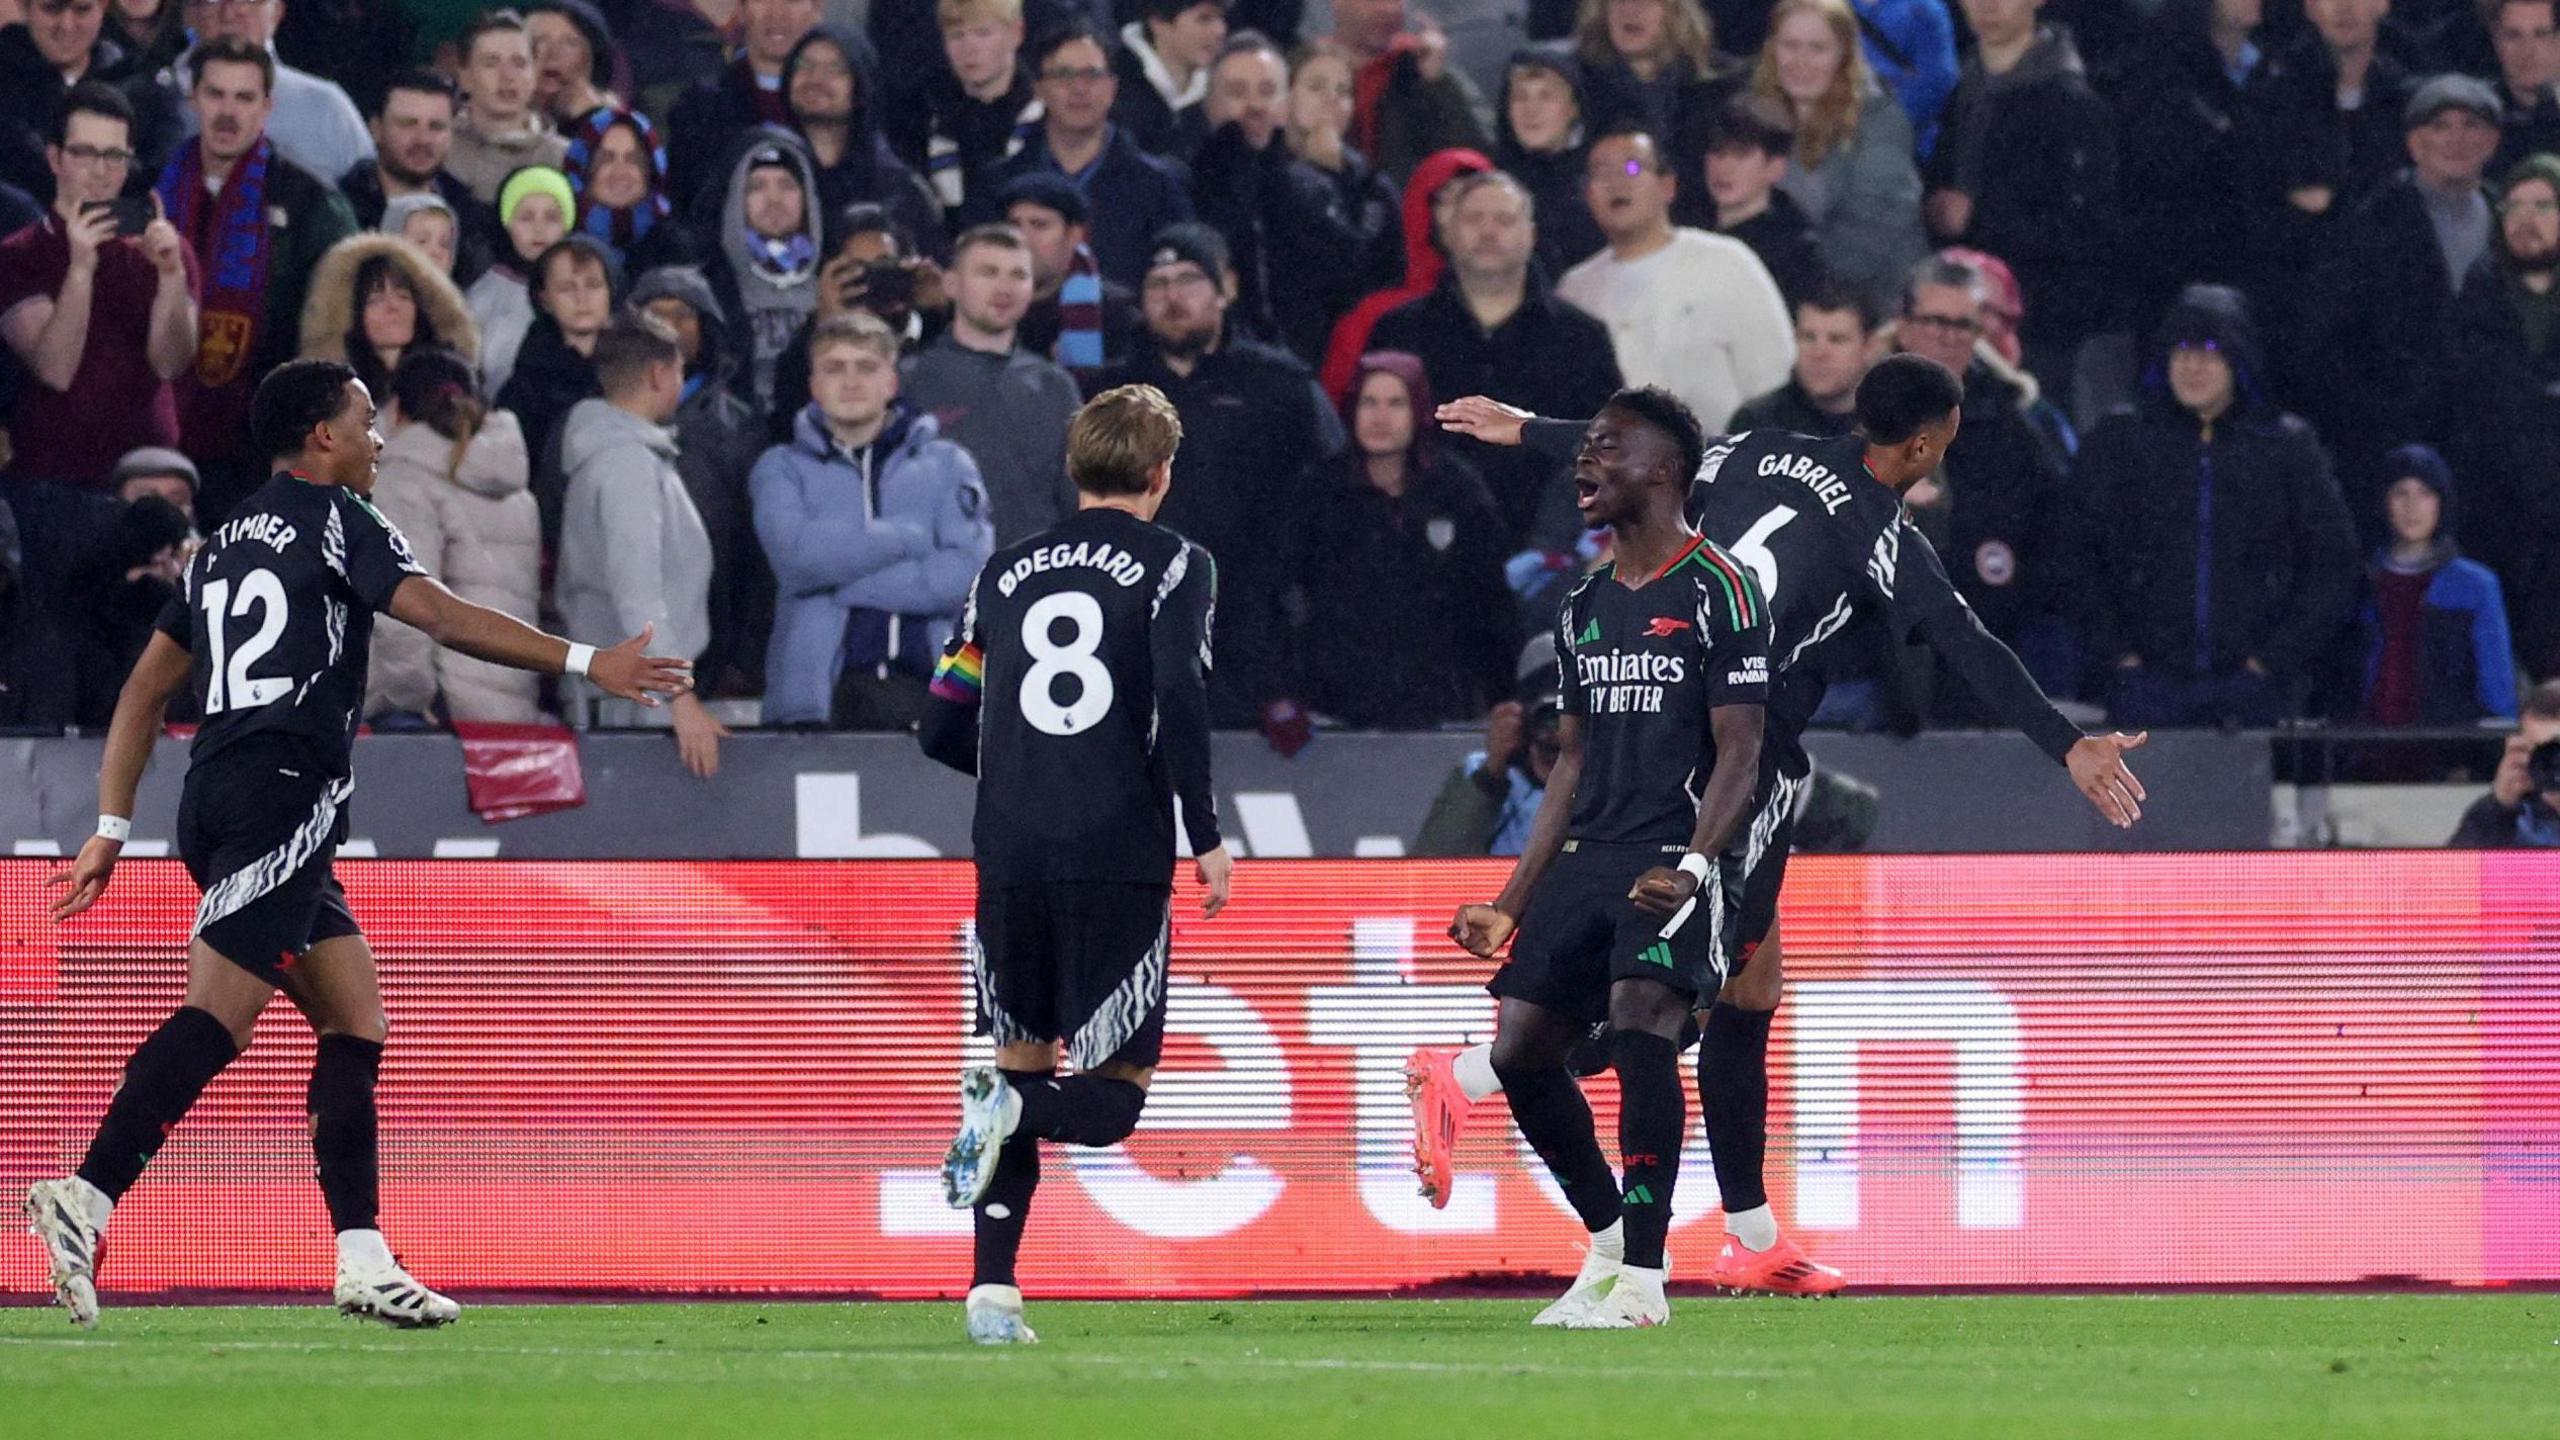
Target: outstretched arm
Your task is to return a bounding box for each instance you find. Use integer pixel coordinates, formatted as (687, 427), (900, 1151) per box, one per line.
(386, 574), (693, 705)
(50, 629), (193, 920)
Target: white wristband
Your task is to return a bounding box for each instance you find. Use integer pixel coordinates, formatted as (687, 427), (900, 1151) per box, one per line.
(95, 814), (131, 843)
(563, 642), (596, 679)
(1675, 851), (1711, 884)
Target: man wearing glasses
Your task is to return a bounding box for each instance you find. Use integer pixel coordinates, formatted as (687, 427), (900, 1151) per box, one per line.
(1890, 252), (2076, 712)
(0, 82), (196, 492)
(993, 20), (1192, 288)
(174, 0), (374, 185)
(0, 0), (183, 205)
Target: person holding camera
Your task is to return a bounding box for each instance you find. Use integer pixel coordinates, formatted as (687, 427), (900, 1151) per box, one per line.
(2450, 680), (2560, 846)
(0, 81), (195, 493)
(1413, 638), (1566, 858)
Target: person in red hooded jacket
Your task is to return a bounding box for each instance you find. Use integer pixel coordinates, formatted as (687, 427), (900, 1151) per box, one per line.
(1319, 144), (1491, 399)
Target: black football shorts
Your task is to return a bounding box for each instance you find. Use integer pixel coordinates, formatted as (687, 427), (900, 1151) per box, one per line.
(1489, 840), (1744, 1025)
(971, 880), (1173, 1070)
(176, 742), (361, 984)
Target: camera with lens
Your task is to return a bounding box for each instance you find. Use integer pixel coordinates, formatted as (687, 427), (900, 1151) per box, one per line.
(2529, 738), (2560, 797)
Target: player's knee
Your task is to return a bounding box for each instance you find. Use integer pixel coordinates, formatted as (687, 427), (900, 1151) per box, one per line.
(1069, 1076), (1148, 1146)
(1606, 980), (1689, 1039)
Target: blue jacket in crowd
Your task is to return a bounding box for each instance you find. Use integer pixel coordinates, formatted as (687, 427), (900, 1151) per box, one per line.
(751, 399), (994, 725)
(1855, 0), (1959, 158)
(2358, 552), (2520, 723)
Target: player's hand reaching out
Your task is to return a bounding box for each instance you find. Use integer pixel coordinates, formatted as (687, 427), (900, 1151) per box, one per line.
(1627, 866), (1698, 919)
(585, 622), (695, 707)
(2067, 731), (2149, 828)
(47, 835), (121, 922)
(1448, 903), (1516, 959)
(1194, 843), (1234, 918)
(1433, 396), (1534, 447)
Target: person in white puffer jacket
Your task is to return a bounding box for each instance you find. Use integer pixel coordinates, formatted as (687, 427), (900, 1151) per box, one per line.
(364, 346), (544, 723)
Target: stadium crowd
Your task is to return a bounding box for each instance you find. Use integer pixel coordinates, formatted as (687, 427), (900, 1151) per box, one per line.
(0, 0), (2555, 772)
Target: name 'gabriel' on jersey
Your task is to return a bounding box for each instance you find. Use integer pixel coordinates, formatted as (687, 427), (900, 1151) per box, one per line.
(152, 472), (428, 776)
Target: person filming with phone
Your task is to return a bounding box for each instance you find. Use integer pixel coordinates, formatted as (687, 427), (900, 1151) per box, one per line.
(0, 81), (196, 493)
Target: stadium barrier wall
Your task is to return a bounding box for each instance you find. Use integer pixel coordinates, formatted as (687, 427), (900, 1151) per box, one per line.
(3, 854), (2552, 1297)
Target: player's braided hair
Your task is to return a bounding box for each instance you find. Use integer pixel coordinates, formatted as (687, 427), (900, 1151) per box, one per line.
(1601, 385), (1706, 487)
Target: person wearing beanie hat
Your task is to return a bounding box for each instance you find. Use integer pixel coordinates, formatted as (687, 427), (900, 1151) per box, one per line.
(709, 126), (827, 411)
(1089, 215), (1338, 730)
(562, 106), (688, 274)
(528, 0), (622, 125)
(2447, 152), (2560, 683)
(2080, 283), (2361, 729)
(631, 263), (770, 698)
(110, 448), (202, 525)
(468, 165), (576, 395)
(998, 171), (1141, 372)
(383, 191), (464, 277)
(2314, 65), (2505, 529)
(2358, 443), (2521, 723)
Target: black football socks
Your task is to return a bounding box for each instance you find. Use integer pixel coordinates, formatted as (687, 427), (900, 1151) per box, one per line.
(1611, 1030), (1683, 1269)
(1699, 1002), (1776, 1216)
(1006, 1070), (1148, 1147)
(1495, 1059), (1623, 1234)
(76, 1006), (239, 1202)
(971, 1068), (1051, 1288)
(309, 1034), (384, 1233)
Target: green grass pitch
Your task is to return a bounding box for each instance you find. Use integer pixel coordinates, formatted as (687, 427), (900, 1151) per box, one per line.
(1, 1295), (2552, 1438)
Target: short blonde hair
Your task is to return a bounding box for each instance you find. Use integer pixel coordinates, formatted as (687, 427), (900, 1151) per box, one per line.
(808, 310), (900, 366)
(939, 0), (1022, 31)
(1068, 385), (1183, 496)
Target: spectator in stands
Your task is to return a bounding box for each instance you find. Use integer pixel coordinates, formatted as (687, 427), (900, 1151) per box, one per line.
(1753, 0), (1926, 316)
(709, 130), (824, 412)
(1318, 144), (1490, 398)
(765, 202), (943, 434)
(271, 0), (410, 122)
(448, 11), (566, 206)
(342, 70), (498, 286)
(175, 0), (373, 185)
(1558, 128), (1793, 432)
(2080, 284), (2360, 728)
(1300, 348), (1514, 727)
(1891, 253), (2076, 700)
(1327, 0), (1495, 181)
(997, 22), (1196, 286)
(1369, 167), (1619, 542)
(0, 83), (195, 491)
(0, 0), (181, 204)
(527, 0), (618, 126)
(667, 0), (823, 213)
(610, 0), (723, 119)
(363, 345), (540, 724)
(498, 232), (613, 546)
(1923, 0), (2119, 409)
(2320, 74), (2504, 515)
(1702, 94), (1823, 306)
(1286, 38), (1404, 297)
(385, 193), (461, 279)
(2112, 0), (2264, 340)
(1573, 0), (1731, 191)
(2449, 152), (2560, 682)
(562, 105), (690, 275)
(2447, 679), (2560, 843)
(5, 475), (190, 724)
(2357, 442), (2519, 724)
(900, 223), (1078, 545)
(785, 26), (946, 262)
(297, 232), (479, 403)
(1091, 221), (1341, 725)
(160, 38), (355, 518)
(2491, 0), (2560, 172)
(1493, 44), (1604, 275)
(632, 262), (770, 699)
(106, 0), (188, 77)
(893, 0), (1040, 221)
(999, 173), (1139, 372)
(1730, 276), (1877, 434)
(109, 444), (196, 523)
(1851, 0), (1957, 155)
(1191, 32), (1372, 361)
(1115, 0), (1226, 157)
(466, 163), (570, 395)
(556, 310), (726, 773)
(754, 308), (992, 729)
(1411, 649), (1562, 855)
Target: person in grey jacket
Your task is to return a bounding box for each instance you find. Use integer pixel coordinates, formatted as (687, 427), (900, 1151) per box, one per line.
(752, 310), (995, 729)
(363, 347), (541, 724)
(898, 222), (1079, 547)
(1752, 0), (1927, 316)
(553, 310), (728, 774)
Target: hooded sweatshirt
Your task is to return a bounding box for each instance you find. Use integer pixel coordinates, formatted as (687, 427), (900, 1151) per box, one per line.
(2358, 443), (2520, 724)
(786, 26), (949, 262)
(1319, 146), (1494, 401)
(1494, 47), (1604, 278)
(555, 395), (713, 681)
(712, 127), (827, 411)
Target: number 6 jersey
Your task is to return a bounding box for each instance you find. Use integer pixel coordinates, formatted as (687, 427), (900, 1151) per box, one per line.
(153, 472), (428, 776)
(922, 506), (1223, 886)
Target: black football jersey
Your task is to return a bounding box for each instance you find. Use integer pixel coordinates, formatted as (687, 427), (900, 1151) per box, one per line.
(933, 507), (1222, 884)
(1554, 537), (1771, 846)
(154, 472), (426, 776)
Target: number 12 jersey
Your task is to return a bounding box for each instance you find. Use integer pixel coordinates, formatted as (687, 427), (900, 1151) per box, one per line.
(929, 507), (1223, 885)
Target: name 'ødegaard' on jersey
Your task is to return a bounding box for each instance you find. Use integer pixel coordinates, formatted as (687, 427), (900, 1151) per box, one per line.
(153, 472), (427, 777)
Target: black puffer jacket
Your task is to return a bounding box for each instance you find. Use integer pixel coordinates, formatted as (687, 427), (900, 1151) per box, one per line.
(2077, 286), (2361, 682)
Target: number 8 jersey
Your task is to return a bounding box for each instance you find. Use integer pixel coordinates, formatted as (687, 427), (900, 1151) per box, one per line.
(927, 507), (1223, 886)
(154, 472), (427, 775)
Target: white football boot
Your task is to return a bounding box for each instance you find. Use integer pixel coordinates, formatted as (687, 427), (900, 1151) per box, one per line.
(1532, 1225), (1625, 1327)
(965, 1284), (1040, 1345)
(941, 1067), (1022, 1209)
(23, 1177), (109, 1329)
(334, 1240), (460, 1329)
(1566, 1263), (1671, 1329)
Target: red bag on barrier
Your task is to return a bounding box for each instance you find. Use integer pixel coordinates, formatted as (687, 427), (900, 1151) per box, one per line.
(451, 721), (587, 824)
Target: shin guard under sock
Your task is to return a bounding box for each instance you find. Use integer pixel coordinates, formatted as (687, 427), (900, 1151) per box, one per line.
(1611, 1030), (1683, 1269)
(1496, 1061), (1622, 1233)
(1699, 1002), (1775, 1215)
(76, 1006), (239, 1201)
(308, 1034), (384, 1233)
